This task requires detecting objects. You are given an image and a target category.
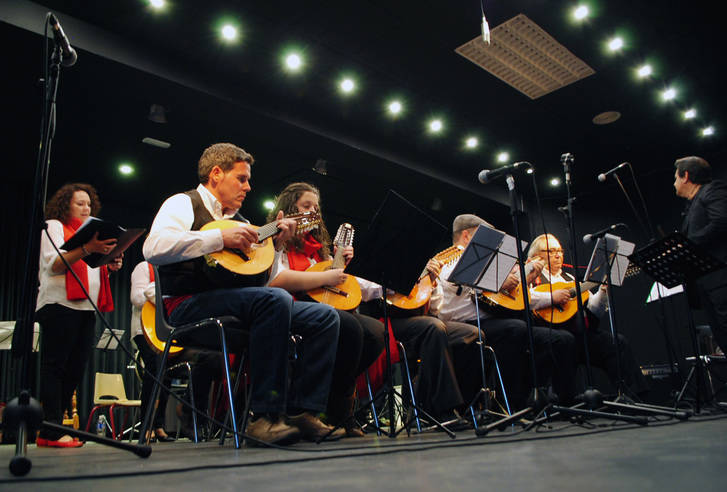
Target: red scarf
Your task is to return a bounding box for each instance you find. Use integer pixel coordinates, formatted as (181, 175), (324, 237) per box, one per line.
(286, 233), (323, 272)
(61, 217), (114, 312)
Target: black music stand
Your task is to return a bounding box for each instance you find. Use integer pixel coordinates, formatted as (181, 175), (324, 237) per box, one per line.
(447, 225), (519, 427)
(346, 190), (453, 437)
(629, 232), (727, 413)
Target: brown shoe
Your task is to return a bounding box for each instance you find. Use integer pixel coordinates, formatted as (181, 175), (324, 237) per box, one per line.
(245, 415), (301, 446)
(286, 412), (346, 442)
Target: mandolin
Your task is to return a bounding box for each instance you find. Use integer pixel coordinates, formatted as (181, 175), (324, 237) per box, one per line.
(140, 301), (184, 356)
(532, 263), (640, 324)
(305, 223), (362, 311)
(480, 283), (527, 312)
(201, 211), (320, 276)
(386, 245), (464, 311)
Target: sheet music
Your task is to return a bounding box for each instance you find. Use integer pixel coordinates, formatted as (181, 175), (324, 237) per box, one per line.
(97, 328), (126, 350)
(584, 233), (635, 287)
(0, 321), (40, 351)
(646, 282), (684, 303)
(475, 233), (523, 292)
(446, 225), (504, 289)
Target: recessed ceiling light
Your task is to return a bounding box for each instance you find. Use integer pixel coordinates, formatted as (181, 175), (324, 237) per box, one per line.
(701, 126), (714, 137)
(220, 24), (238, 42)
(636, 64), (652, 78)
(550, 177), (561, 187)
(573, 5), (589, 21)
(285, 53), (303, 71)
(339, 78), (355, 94)
(683, 108), (697, 120)
(662, 87), (677, 101)
(607, 37), (624, 52)
(387, 100), (403, 115)
(263, 200), (275, 211)
(496, 152), (509, 163)
(119, 163), (134, 176)
(465, 136), (478, 149)
(149, 0), (166, 10)
(428, 119), (443, 133)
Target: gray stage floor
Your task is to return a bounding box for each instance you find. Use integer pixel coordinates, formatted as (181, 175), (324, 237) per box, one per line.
(2, 413), (726, 491)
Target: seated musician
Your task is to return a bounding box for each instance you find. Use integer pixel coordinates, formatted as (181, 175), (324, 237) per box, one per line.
(429, 215), (577, 409)
(526, 233), (648, 399)
(142, 143), (341, 445)
(266, 182), (385, 437)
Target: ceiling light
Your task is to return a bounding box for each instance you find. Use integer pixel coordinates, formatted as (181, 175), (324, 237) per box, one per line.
(636, 64), (652, 78)
(312, 158), (328, 175)
(118, 164), (134, 176)
(683, 108), (697, 120)
(149, 0), (166, 10)
(572, 5), (589, 21)
(147, 104), (167, 123)
(550, 177), (561, 187)
(526, 168), (534, 175)
(339, 78), (355, 94)
(285, 53), (303, 71)
(701, 126), (714, 137)
(428, 119), (443, 133)
(220, 24), (238, 42)
(387, 100), (403, 115)
(142, 137), (171, 149)
(607, 37), (624, 52)
(662, 87), (677, 101)
(465, 136), (478, 149)
(496, 152), (509, 163)
(263, 200), (275, 211)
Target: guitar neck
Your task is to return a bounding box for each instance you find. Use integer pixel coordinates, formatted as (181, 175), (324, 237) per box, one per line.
(569, 281), (600, 296)
(330, 247), (346, 270)
(256, 221), (282, 242)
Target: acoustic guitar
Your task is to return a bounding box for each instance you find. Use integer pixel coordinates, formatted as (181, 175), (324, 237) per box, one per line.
(386, 245), (464, 311)
(533, 263), (640, 324)
(306, 223), (362, 311)
(201, 211), (320, 276)
(140, 301), (184, 356)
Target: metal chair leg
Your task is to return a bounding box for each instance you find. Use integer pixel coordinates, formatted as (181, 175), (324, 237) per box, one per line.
(138, 340), (173, 445)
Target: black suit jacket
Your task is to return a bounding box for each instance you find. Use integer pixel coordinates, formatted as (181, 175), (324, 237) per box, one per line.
(681, 179), (727, 264)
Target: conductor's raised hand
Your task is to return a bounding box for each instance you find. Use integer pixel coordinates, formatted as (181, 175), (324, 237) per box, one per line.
(273, 211), (297, 251)
(221, 224), (258, 252)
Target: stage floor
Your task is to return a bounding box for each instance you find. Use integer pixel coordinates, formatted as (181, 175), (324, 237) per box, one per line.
(2, 412), (726, 491)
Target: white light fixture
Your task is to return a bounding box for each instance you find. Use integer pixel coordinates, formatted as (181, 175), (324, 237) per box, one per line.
(285, 53), (302, 71)
(683, 108), (697, 120)
(221, 24), (238, 42)
(496, 152), (509, 163)
(340, 78), (355, 94)
(662, 87), (677, 101)
(149, 0), (166, 9)
(387, 100), (402, 115)
(263, 200), (275, 211)
(428, 119), (443, 133)
(465, 136), (478, 149)
(637, 64), (652, 78)
(119, 164), (134, 176)
(550, 177), (561, 187)
(701, 126), (714, 137)
(526, 167), (534, 175)
(573, 5), (589, 21)
(608, 37), (624, 52)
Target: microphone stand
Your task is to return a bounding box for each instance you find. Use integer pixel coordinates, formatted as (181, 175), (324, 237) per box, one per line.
(6, 15), (151, 477)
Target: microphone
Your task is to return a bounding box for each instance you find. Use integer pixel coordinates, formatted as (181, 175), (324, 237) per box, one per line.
(597, 162), (629, 183)
(49, 13), (78, 67)
(583, 223), (626, 244)
(478, 162), (531, 184)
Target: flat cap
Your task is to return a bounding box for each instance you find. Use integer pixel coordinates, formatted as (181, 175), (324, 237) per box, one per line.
(452, 214), (492, 233)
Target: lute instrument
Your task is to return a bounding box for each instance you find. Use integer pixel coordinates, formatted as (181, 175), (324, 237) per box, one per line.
(305, 223), (362, 311)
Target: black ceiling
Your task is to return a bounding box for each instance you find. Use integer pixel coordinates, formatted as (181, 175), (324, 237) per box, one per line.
(2, 0), (724, 244)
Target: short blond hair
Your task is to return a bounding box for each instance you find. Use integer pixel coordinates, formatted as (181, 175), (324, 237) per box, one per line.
(527, 233), (560, 259)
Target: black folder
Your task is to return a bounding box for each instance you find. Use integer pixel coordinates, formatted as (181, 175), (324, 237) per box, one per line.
(60, 217), (145, 268)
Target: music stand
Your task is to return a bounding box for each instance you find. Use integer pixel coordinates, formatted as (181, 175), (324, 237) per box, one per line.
(629, 232), (727, 413)
(447, 225), (519, 427)
(346, 190), (453, 437)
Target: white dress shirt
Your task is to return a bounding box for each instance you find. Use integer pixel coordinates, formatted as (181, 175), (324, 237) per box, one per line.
(36, 219), (101, 312)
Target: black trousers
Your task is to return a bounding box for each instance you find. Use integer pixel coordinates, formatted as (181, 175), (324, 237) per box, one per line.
(698, 271), (727, 355)
(36, 303), (96, 440)
(390, 316), (465, 416)
(329, 310), (385, 400)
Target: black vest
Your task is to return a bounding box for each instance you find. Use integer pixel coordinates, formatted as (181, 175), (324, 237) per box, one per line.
(159, 189), (267, 295)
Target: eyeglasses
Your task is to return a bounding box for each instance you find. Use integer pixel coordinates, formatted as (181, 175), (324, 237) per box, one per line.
(543, 248), (564, 256)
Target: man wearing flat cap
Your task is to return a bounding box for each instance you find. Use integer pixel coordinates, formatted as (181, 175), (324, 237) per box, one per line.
(429, 214), (578, 409)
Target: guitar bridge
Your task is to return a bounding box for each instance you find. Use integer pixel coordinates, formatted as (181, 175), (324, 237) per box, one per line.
(323, 286), (349, 297)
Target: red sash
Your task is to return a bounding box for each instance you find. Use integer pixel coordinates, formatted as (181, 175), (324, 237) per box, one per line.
(286, 233), (323, 272)
(61, 218), (114, 312)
